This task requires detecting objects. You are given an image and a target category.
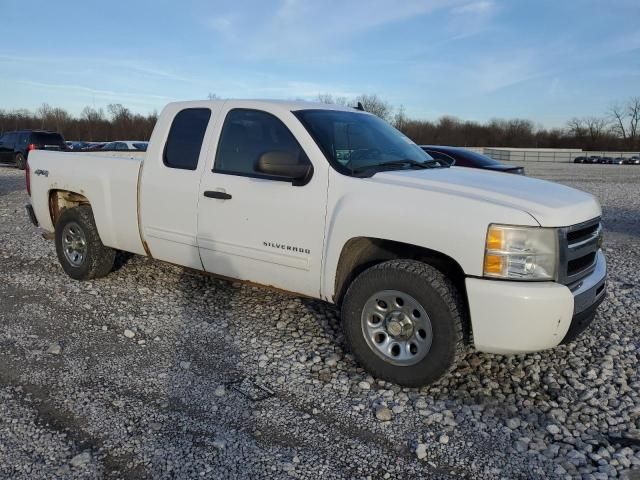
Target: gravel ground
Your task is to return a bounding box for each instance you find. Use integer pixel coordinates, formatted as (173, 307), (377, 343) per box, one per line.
(0, 162), (639, 479)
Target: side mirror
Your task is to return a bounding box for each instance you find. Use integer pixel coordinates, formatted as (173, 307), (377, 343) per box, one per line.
(256, 150), (313, 186)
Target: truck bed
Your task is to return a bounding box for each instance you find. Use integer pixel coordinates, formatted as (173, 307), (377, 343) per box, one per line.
(28, 150), (146, 255)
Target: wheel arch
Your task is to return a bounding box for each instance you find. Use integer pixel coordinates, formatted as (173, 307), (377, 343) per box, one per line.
(333, 236), (470, 339)
(49, 189), (91, 227)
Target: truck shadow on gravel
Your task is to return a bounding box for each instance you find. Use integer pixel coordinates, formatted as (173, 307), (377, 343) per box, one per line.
(113, 251), (135, 272)
(156, 267), (408, 461)
(154, 268), (444, 478)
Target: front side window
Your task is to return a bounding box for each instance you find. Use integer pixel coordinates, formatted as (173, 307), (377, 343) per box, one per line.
(293, 110), (443, 175)
(214, 109), (305, 176)
(164, 108), (211, 170)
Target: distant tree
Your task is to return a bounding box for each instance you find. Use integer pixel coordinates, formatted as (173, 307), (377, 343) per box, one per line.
(81, 106), (105, 123)
(393, 105), (408, 130)
(628, 97), (640, 148)
(608, 102), (628, 140)
(37, 103), (54, 129)
(208, 93), (220, 100)
(584, 117), (608, 147)
(1, 91), (638, 149)
(108, 104), (133, 139)
(354, 94), (393, 121)
(608, 97), (640, 149)
(566, 117), (587, 141)
(107, 103), (131, 121)
(316, 93), (349, 106)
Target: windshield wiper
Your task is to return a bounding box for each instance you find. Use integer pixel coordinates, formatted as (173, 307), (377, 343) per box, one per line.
(352, 159), (444, 177)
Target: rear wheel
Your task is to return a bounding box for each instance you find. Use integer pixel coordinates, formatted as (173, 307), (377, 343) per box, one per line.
(55, 205), (115, 280)
(341, 259), (465, 387)
(15, 153), (26, 170)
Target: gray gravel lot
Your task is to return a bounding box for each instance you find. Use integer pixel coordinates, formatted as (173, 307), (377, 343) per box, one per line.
(0, 162), (639, 479)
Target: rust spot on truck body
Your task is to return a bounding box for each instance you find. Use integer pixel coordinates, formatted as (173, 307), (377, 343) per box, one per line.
(48, 190), (90, 226)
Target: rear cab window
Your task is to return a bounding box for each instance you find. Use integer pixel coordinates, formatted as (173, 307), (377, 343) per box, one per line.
(164, 108), (211, 170)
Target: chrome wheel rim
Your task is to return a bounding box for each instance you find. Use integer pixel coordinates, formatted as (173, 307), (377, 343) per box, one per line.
(361, 290), (433, 366)
(62, 222), (87, 267)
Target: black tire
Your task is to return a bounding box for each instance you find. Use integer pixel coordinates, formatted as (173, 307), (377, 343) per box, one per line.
(55, 205), (115, 280)
(341, 259), (465, 387)
(15, 153), (26, 170)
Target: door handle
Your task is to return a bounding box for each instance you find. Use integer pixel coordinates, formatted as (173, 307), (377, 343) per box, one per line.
(204, 190), (232, 200)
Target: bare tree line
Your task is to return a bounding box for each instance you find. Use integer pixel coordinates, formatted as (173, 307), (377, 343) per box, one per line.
(317, 93), (640, 151)
(1, 94), (639, 150)
(0, 104), (157, 141)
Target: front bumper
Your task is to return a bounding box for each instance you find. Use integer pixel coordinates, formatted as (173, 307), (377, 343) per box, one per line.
(466, 250), (607, 354)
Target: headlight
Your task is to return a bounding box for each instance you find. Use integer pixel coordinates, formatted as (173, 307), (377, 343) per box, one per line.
(483, 224), (558, 280)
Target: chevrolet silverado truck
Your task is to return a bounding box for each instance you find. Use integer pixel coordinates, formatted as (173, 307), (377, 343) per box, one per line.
(24, 100), (607, 386)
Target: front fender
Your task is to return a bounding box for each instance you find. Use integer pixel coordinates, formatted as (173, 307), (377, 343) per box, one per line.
(320, 173), (537, 301)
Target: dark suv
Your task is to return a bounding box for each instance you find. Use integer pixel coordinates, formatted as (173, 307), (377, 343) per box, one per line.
(0, 130), (67, 169)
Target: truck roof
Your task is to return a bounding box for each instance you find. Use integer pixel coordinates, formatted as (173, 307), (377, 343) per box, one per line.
(164, 99), (362, 113)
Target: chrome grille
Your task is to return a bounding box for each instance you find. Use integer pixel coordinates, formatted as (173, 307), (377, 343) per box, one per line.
(558, 217), (601, 285)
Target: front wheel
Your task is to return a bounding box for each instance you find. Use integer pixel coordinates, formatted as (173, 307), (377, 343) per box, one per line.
(341, 260), (465, 387)
(55, 205), (115, 280)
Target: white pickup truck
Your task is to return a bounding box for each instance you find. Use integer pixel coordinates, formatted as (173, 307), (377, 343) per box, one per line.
(25, 100), (607, 386)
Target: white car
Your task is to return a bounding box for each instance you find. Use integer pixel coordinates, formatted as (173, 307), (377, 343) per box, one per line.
(24, 99), (607, 386)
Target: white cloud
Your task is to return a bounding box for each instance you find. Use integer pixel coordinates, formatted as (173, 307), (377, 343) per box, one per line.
(471, 50), (539, 93)
(0, 53), (197, 85)
(203, 0), (465, 62)
(16, 80), (175, 104)
(206, 15), (235, 34)
(451, 0), (495, 15)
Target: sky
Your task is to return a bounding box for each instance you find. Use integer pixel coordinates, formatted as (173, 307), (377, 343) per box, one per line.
(0, 0), (638, 127)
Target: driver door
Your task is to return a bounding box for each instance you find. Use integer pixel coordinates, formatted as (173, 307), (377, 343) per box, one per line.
(197, 106), (328, 298)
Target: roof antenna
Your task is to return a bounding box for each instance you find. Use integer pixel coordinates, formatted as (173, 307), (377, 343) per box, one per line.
(355, 102), (365, 111)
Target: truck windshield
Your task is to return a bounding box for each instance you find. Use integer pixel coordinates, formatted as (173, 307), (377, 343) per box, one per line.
(293, 109), (443, 176)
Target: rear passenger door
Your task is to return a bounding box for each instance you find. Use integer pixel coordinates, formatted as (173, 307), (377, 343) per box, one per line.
(139, 106), (221, 269)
